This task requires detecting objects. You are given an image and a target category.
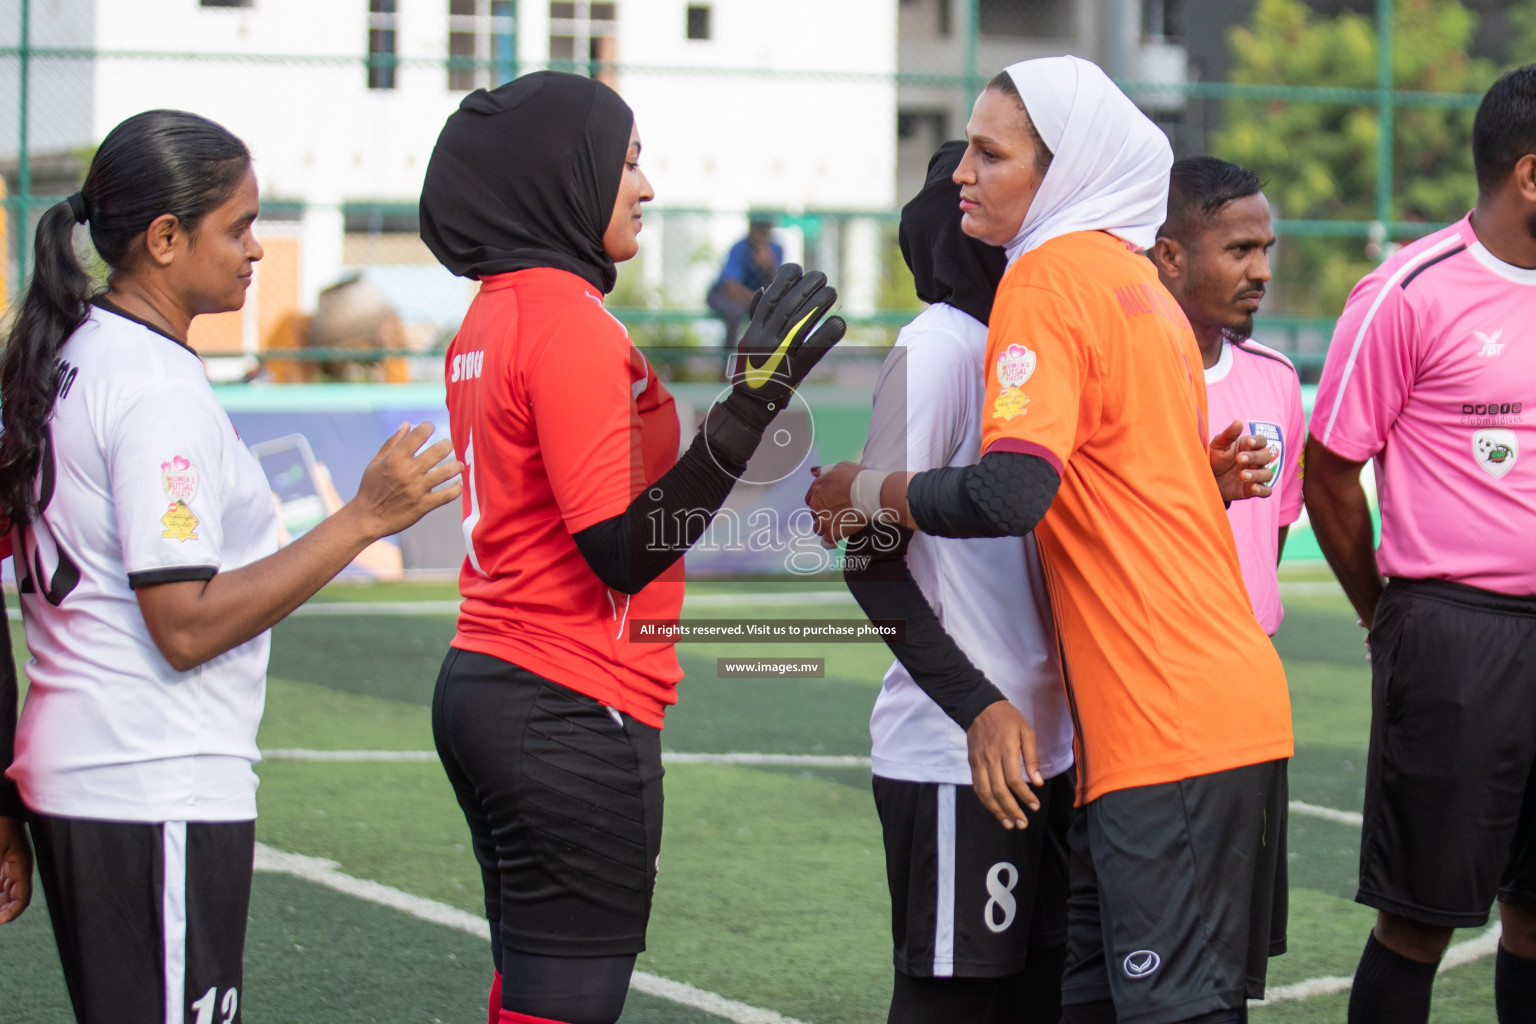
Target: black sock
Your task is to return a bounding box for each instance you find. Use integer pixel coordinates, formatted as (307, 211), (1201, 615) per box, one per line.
(1020, 945), (1067, 1023)
(887, 971), (996, 1024)
(1061, 999), (1117, 1024)
(1497, 944), (1536, 1024)
(1347, 933), (1438, 1024)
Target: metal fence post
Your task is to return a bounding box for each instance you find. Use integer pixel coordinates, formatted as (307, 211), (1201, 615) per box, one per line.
(964, 0), (980, 100)
(17, 0), (30, 286)
(1374, 0), (1394, 252)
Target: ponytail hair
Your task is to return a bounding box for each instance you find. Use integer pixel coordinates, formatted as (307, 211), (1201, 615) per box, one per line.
(0, 109), (250, 527)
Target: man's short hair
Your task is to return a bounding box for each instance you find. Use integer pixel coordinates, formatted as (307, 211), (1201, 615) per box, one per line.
(985, 70), (1054, 174)
(1159, 156), (1264, 241)
(1473, 64), (1536, 191)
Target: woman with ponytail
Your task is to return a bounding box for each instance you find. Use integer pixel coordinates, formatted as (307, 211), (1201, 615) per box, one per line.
(0, 110), (463, 1024)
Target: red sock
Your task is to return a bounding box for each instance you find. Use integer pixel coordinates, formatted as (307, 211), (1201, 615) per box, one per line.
(487, 971), (502, 1024)
(498, 1010), (571, 1024)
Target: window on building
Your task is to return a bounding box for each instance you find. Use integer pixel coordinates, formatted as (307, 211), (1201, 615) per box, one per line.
(686, 4), (710, 40)
(978, 0), (1070, 39)
(549, 1), (617, 85)
(368, 0), (398, 90)
(449, 0), (517, 91)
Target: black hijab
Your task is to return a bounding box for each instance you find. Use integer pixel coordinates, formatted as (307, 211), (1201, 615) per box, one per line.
(420, 71), (634, 293)
(898, 140), (1008, 326)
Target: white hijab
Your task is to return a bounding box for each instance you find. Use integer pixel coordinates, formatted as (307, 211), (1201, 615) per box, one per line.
(1003, 55), (1174, 263)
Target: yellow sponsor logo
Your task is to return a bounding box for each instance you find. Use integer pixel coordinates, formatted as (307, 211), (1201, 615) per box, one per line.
(993, 387), (1030, 421)
(743, 307), (819, 390)
(161, 501), (199, 542)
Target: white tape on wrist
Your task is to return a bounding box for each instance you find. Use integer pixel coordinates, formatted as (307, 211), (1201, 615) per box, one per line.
(850, 470), (891, 520)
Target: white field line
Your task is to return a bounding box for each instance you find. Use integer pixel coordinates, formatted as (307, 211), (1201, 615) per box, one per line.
(253, 842), (811, 1024)
(262, 749), (873, 769)
(282, 590), (858, 618)
(1289, 800), (1365, 827)
(256, 755), (1488, 1009)
(16, 585), (1334, 623)
(1277, 581), (1344, 596)
(1251, 923), (1502, 1006)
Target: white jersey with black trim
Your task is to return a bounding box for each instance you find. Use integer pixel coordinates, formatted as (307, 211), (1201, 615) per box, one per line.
(7, 301), (279, 822)
(863, 303), (1075, 785)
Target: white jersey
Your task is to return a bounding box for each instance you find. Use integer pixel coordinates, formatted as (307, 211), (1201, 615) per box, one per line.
(864, 303), (1074, 785)
(7, 301), (279, 822)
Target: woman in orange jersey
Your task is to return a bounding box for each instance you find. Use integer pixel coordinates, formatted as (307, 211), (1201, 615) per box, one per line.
(419, 72), (845, 1024)
(809, 57), (1289, 1024)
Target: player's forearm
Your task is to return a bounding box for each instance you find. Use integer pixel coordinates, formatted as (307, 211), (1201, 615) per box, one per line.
(906, 451), (1059, 539)
(135, 504), (381, 671)
(843, 523), (1008, 729)
(1303, 437), (1384, 627)
(573, 431), (744, 595)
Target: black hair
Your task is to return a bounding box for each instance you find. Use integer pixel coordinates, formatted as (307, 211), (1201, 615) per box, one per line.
(0, 109), (250, 527)
(985, 70), (1054, 174)
(1159, 156), (1264, 241)
(1473, 64), (1536, 192)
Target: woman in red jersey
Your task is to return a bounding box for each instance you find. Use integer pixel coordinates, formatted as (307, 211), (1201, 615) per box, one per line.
(419, 71), (846, 1024)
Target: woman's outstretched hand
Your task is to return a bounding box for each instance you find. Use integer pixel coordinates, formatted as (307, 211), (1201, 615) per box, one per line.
(348, 422), (464, 539)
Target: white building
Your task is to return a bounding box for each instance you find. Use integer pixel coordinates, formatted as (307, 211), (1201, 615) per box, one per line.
(0, 0), (899, 348)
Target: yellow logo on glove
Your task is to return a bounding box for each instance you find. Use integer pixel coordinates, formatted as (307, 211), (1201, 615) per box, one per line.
(743, 307), (820, 390)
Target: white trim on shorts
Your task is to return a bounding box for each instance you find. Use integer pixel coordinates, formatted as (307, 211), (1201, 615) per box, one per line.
(933, 784), (957, 978)
(162, 821), (188, 1024)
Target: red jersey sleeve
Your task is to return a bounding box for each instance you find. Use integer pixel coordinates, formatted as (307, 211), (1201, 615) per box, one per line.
(980, 281), (1101, 473)
(525, 306), (651, 534)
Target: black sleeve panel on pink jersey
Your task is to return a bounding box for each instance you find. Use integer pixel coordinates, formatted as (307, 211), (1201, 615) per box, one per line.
(907, 450), (1060, 539)
(841, 522), (1007, 730)
(571, 431), (747, 595)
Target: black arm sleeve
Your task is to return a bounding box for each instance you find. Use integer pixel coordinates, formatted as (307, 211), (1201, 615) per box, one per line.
(842, 523), (1008, 731)
(0, 588), (22, 820)
(572, 431), (745, 595)
(907, 450), (1060, 539)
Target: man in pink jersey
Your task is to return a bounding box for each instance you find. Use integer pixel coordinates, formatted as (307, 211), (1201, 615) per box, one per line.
(1153, 157), (1303, 636)
(1307, 65), (1536, 1024)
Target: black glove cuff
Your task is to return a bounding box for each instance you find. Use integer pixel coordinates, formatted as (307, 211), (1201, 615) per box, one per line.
(703, 398), (764, 470)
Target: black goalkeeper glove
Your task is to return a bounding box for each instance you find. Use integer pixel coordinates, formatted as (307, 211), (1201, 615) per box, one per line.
(702, 263), (847, 468)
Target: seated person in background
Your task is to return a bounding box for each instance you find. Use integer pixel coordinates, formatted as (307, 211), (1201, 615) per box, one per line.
(708, 214), (783, 346)
(1151, 156), (1303, 637)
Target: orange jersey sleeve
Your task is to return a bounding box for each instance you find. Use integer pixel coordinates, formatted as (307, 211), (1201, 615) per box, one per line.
(980, 279), (1103, 474)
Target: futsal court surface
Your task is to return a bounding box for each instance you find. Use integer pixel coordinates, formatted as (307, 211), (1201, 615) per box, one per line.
(0, 572), (1503, 1022)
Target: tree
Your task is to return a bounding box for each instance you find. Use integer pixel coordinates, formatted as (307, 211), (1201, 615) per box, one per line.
(1215, 0), (1498, 317)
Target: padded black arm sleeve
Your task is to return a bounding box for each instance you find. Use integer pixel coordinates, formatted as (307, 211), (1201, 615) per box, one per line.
(572, 431), (745, 596)
(907, 450), (1060, 539)
(0, 588), (22, 819)
(842, 523), (1008, 731)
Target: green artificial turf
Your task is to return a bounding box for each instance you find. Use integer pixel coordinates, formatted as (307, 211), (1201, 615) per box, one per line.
(1, 575), (1517, 1021)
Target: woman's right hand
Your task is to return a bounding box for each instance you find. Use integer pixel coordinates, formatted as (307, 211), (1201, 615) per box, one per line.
(348, 422), (463, 540)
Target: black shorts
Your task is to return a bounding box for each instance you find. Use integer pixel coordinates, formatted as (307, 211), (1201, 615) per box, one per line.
(432, 647), (664, 959)
(28, 814), (254, 1024)
(872, 770), (1073, 979)
(1359, 577), (1536, 928)
(1061, 759), (1288, 1024)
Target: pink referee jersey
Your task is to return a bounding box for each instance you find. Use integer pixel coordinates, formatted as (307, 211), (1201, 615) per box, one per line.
(1206, 337), (1305, 634)
(1313, 212), (1536, 596)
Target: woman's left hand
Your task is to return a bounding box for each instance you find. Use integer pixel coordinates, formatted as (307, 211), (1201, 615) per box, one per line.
(0, 816), (32, 924)
(806, 462), (867, 545)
